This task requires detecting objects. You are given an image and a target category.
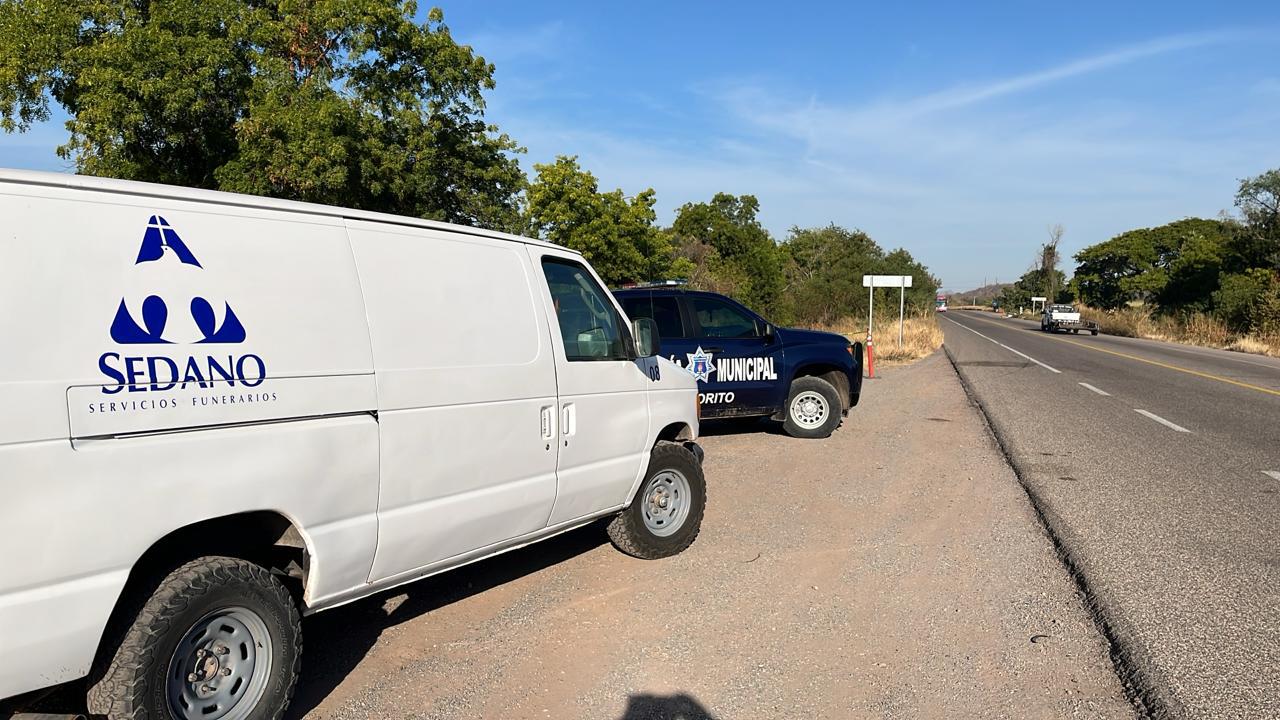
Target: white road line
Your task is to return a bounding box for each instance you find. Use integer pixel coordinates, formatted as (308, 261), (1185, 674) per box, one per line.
(1263, 471), (1280, 482)
(1134, 409), (1191, 433)
(942, 316), (1061, 373)
(1078, 382), (1111, 396)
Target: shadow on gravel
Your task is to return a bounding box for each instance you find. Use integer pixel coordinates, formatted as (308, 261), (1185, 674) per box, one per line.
(619, 692), (718, 720)
(696, 417), (786, 437)
(287, 519), (611, 718)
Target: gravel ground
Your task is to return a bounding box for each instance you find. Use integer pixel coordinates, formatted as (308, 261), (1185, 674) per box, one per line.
(286, 352), (1133, 720)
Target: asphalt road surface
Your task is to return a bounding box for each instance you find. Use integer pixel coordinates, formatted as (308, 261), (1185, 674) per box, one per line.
(941, 310), (1280, 720)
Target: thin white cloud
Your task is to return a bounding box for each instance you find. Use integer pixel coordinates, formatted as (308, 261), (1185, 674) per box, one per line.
(901, 30), (1237, 117)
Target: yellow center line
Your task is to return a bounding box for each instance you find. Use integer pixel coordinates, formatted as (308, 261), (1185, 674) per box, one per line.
(949, 312), (1280, 398)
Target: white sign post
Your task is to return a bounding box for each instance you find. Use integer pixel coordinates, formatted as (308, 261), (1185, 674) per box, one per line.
(863, 275), (914, 348)
(1031, 296), (1047, 313)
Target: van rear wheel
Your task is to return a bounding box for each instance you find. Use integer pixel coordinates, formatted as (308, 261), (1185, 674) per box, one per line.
(783, 376), (843, 439)
(88, 556), (301, 720)
(608, 442), (706, 559)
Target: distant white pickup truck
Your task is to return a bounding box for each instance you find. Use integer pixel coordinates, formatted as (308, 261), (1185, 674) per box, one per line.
(1040, 304), (1099, 335)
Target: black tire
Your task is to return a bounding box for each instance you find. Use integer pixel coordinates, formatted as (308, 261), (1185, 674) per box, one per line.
(1091, 329), (1099, 336)
(1072, 328), (1079, 334)
(88, 556), (302, 720)
(608, 442), (706, 559)
(782, 376), (843, 439)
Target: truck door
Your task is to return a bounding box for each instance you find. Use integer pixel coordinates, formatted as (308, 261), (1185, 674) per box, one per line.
(685, 294), (784, 417)
(532, 250), (652, 526)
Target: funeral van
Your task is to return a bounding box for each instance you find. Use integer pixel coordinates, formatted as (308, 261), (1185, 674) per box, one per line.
(0, 169), (705, 719)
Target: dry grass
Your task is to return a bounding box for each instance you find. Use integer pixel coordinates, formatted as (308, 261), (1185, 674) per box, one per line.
(1075, 306), (1280, 358)
(815, 312), (944, 365)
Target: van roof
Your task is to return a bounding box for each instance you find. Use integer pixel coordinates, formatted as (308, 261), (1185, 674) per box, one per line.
(0, 168), (567, 252)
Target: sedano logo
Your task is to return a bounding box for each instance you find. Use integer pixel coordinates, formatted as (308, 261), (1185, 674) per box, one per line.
(98, 216), (268, 397)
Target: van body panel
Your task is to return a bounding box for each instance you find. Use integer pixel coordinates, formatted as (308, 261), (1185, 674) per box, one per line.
(0, 415), (380, 699)
(346, 221), (560, 581)
(66, 373), (377, 438)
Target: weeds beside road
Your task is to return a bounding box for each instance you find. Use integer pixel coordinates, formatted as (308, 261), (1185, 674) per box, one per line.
(817, 312), (945, 365)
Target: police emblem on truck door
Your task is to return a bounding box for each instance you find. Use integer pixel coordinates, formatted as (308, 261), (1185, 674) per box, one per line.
(686, 347), (716, 382)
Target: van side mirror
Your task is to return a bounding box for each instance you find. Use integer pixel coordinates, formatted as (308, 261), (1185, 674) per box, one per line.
(632, 317), (661, 358)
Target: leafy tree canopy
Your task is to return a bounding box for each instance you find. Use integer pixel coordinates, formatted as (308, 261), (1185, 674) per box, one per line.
(672, 193), (785, 316)
(0, 0), (525, 230)
(525, 155), (680, 286)
(1073, 218), (1231, 310)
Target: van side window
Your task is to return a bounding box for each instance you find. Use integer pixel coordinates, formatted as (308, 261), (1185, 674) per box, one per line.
(690, 296), (759, 338)
(542, 259), (630, 361)
(620, 295), (687, 339)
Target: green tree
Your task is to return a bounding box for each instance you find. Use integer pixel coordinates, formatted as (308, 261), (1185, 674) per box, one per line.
(780, 224), (938, 326)
(0, 0), (525, 231)
(525, 155), (675, 286)
(1073, 219), (1231, 310)
(671, 193), (785, 316)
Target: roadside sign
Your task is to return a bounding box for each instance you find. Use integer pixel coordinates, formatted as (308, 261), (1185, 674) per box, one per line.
(1031, 296), (1047, 302)
(862, 275), (913, 352)
(863, 275), (914, 288)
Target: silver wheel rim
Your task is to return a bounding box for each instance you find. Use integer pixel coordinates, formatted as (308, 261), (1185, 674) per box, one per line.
(642, 469), (692, 537)
(790, 390), (829, 428)
(166, 606), (273, 720)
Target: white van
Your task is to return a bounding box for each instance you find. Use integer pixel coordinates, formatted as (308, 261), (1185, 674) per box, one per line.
(0, 169), (704, 719)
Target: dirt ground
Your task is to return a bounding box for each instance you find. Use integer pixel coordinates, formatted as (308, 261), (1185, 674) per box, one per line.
(288, 352), (1133, 720)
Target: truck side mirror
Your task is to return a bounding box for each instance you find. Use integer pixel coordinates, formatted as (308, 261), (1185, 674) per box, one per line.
(632, 317), (661, 358)
(763, 323), (777, 344)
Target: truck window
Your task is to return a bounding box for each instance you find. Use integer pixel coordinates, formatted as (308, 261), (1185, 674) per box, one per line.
(543, 259), (630, 361)
(690, 296), (759, 338)
(620, 295), (687, 338)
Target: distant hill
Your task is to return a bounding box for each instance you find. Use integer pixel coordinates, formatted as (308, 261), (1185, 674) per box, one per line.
(948, 283), (1012, 305)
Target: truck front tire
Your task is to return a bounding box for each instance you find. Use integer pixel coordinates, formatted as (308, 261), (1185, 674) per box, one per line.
(783, 376), (843, 439)
(88, 556), (302, 720)
(608, 442), (706, 559)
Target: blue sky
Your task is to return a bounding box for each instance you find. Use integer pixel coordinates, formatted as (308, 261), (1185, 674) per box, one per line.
(3, 1), (1278, 291)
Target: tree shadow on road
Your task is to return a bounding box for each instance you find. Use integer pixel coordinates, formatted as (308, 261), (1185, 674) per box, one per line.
(619, 692), (719, 720)
(287, 519), (611, 718)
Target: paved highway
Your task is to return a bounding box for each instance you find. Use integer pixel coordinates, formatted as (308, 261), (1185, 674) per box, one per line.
(941, 310), (1280, 720)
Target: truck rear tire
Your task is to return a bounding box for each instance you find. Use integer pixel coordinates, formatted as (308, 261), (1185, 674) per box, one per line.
(783, 376), (843, 439)
(88, 556), (301, 720)
(608, 442), (706, 559)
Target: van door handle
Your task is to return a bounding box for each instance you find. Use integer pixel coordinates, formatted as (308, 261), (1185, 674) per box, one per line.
(540, 406), (555, 439)
(561, 403), (576, 437)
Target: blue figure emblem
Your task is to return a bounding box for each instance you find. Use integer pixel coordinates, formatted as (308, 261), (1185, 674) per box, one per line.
(109, 215), (248, 344)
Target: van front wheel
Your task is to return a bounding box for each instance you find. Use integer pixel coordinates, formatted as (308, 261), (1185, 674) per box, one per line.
(608, 442), (706, 559)
(88, 556), (301, 720)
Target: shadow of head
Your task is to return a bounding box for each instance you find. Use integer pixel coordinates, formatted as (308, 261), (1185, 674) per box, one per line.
(620, 692), (718, 720)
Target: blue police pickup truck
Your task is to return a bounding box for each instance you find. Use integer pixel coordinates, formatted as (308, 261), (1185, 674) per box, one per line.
(615, 284), (864, 438)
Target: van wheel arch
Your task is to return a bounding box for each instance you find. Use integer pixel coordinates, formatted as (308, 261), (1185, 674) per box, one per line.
(90, 511), (311, 686)
(655, 422), (694, 443)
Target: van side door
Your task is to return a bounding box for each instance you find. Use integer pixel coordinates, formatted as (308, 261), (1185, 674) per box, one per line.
(685, 294), (785, 416)
(347, 221), (560, 582)
(531, 249), (651, 525)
